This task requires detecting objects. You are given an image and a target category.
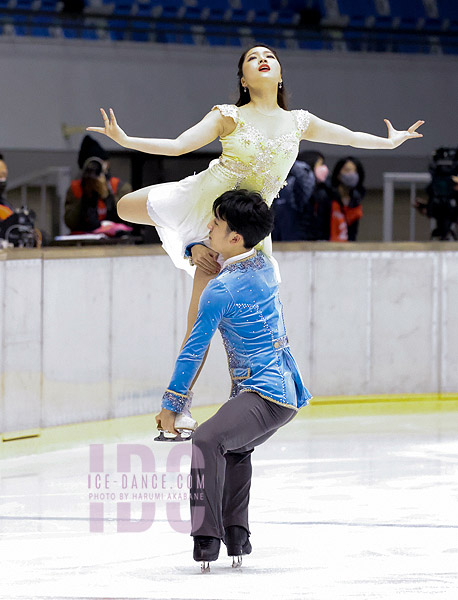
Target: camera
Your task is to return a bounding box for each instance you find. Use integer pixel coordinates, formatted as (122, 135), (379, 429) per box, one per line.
(82, 159), (105, 180)
(427, 147), (458, 240)
(0, 208), (37, 247)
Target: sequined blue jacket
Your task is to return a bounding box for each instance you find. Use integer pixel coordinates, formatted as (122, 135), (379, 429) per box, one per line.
(161, 251), (312, 412)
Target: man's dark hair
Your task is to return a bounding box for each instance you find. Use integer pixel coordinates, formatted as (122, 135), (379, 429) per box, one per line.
(0, 153), (4, 161)
(212, 189), (274, 249)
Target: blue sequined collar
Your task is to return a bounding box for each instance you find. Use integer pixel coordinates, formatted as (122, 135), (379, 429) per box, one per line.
(222, 250), (265, 274)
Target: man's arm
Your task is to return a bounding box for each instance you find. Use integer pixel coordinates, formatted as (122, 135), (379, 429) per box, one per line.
(161, 279), (231, 413)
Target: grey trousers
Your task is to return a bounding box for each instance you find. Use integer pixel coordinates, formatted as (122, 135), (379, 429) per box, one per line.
(189, 391), (297, 538)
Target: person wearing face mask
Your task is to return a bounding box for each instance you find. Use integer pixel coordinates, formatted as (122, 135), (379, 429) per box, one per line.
(313, 156), (365, 242)
(0, 153), (14, 221)
(331, 157), (365, 241)
(64, 135), (132, 234)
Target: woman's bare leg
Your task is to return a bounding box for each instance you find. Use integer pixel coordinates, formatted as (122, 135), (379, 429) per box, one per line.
(117, 185), (158, 225)
(182, 267), (218, 389)
(118, 186), (216, 394)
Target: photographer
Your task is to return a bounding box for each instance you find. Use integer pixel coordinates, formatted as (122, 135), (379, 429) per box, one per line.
(64, 135), (132, 233)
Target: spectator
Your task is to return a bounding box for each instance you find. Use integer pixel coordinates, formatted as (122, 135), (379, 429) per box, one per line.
(64, 135), (132, 233)
(0, 153), (14, 221)
(314, 156), (365, 242)
(272, 151), (329, 241)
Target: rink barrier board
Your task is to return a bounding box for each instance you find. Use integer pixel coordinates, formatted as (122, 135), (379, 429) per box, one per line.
(1, 243), (458, 439)
(1, 393), (457, 459)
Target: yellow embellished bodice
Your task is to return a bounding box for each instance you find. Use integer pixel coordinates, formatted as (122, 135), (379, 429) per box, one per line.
(210, 104), (311, 203)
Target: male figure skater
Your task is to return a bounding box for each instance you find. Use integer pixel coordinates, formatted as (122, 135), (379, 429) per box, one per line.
(155, 189), (311, 571)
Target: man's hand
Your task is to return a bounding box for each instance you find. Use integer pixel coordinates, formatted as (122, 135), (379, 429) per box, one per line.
(155, 408), (179, 434)
(191, 244), (221, 275)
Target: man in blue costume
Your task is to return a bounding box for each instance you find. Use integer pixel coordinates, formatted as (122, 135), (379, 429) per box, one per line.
(155, 189), (311, 572)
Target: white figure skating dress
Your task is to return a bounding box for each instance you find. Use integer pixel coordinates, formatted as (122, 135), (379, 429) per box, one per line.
(146, 104), (311, 276)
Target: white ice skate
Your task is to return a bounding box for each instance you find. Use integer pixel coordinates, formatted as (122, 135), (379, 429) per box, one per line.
(154, 393), (197, 442)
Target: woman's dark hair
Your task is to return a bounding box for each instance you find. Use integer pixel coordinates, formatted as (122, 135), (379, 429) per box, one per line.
(300, 150), (325, 170)
(235, 45), (287, 110)
(213, 189), (274, 249)
(331, 156), (366, 190)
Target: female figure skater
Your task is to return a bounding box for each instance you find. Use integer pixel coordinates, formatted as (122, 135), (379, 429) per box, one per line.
(87, 45), (423, 424)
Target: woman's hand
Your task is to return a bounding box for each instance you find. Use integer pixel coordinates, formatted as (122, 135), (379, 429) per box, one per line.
(87, 108), (128, 146)
(384, 119), (424, 149)
(191, 244), (221, 275)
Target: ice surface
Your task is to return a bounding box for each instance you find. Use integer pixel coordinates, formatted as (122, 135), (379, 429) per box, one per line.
(1, 412), (457, 599)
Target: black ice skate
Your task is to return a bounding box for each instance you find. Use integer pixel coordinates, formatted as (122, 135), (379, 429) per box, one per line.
(193, 536), (221, 573)
(224, 525), (252, 568)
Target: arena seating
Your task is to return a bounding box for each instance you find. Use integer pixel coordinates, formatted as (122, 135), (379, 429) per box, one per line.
(0, 0), (456, 54)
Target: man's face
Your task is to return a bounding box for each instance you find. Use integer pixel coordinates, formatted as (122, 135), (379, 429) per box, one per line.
(207, 213), (232, 255)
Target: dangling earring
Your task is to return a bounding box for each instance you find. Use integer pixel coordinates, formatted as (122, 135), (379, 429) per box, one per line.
(243, 86), (247, 93)
(278, 81), (283, 89)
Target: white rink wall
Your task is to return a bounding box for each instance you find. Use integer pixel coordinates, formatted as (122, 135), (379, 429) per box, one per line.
(1, 244), (457, 435)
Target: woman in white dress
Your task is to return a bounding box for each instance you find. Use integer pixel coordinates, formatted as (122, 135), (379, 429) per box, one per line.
(87, 45), (423, 408)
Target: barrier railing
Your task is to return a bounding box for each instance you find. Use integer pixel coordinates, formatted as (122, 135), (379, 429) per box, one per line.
(383, 172), (431, 242)
(7, 166), (72, 236)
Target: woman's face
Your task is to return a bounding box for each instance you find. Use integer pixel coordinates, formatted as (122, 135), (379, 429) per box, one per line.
(241, 46), (282, 89)
(340, 160), (357, 177)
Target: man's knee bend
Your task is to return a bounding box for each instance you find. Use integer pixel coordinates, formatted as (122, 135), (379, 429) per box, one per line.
(192, 423), (211, 447)
(192, 423), (222, 452)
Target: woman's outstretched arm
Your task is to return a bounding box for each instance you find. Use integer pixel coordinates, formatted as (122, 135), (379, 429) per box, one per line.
(87, 108), (234, 156)
(303, 113), (424, 149)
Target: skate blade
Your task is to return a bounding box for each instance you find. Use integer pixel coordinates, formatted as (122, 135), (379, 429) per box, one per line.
(232, 556), (243, 568)
(201, 561), (211, 573)
(154, 430), (193, 442)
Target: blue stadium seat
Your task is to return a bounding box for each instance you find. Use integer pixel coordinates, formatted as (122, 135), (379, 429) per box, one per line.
(204, 23), (242, 46)
(131, 0), (154, 40)
(441, 33), (458, 55)
(15, 0), (34, 9)
(155, 20), (194, 44)
(230, 9), (251, 24)
(81, 26), (99, 40)
(423, 17), (443, 32)
(272, 9), (297, 26)
(253, 28), (287, 48)
(38, 0), (59, 11)
(12, 14), (28, 36)
(391, 0), (426, 29)
(31, 15), (53, 38)
(199, 0), (229, 8)
(239, 0), (270, 9)
(250, 9), (269, 24)
(337, 0), (374, 25)
(62, 24), (79, 39)
(112, 0), (134, 16)
(436, 0), (458, 21)
(297, 32), (325, 51)
(207, 7), (230, 22)
(182, 7), (202, 20)
(135, 0), (153, 17)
